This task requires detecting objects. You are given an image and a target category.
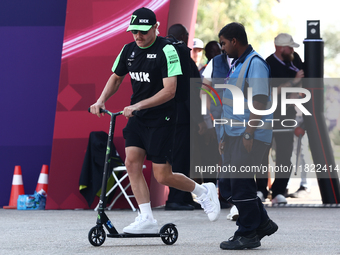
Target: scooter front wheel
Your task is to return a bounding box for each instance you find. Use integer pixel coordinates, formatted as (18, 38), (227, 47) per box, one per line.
(88, 225), (106, 246)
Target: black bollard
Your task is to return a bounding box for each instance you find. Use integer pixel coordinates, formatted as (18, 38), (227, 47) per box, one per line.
(303, 20), (340, 204)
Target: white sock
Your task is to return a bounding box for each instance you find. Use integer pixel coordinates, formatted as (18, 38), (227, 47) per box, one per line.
(192, 183), (208, 198)
(139, 202), (154, 220)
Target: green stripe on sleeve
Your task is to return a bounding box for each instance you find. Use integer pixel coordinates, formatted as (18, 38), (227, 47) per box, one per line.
(111, 45), (126, 72)
(162, 44), (182, 77)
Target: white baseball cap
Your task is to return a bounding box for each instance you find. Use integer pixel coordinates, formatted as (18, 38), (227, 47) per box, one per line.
(274, 33), (299, 48)
(193, 38), (204, 49)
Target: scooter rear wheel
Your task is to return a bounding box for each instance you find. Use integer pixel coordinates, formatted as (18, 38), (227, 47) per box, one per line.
(160, 224), (178, 245)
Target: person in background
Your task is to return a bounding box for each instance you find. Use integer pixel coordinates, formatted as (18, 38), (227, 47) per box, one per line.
(216, 22), (278, 250)
(199, 40), (223, 76)
(164, 23), (204, 210)
(191, 38), (204, 69)
(266, 33), (304, 205)
(201, 42), (236, 215)
(199, 40), (224, 186)
(287, 102), (311, 198)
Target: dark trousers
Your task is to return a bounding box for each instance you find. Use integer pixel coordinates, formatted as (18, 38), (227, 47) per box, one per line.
(256, 146), (270, 198)
(167, 124), (193, 204)
(270, 131), (294, 198)
(219, 134), (269, 236)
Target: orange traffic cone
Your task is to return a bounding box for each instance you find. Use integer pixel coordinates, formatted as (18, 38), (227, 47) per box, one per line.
(3, 166), (25, 209)
(35, 165), (49, 194)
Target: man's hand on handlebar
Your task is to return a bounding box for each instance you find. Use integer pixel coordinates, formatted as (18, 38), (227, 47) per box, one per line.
(89, 101), (105, 117)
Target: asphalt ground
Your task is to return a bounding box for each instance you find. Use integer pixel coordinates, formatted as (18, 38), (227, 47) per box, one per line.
(1, 178), (340, 254)
(1, 202), (340, 255)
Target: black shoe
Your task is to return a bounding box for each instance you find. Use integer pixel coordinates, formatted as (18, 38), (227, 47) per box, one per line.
(296, 185), (308, 192)
(256, 219), (278, 240)
(220, 235), (261, 250)
(287, 186), (310, 198)
(189, 201), (202, 210)
(165, 202), (194, 211)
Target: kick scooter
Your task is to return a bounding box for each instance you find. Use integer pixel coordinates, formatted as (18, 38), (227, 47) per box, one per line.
(87, 108), (178, 246)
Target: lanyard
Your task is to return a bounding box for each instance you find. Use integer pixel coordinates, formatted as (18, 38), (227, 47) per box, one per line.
(225, 60), (238, 84)
(273, 54), (300, 72)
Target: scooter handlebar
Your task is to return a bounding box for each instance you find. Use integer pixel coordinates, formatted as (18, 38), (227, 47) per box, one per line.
(88, 107), (108, 114)
(88, 107), (136, 116)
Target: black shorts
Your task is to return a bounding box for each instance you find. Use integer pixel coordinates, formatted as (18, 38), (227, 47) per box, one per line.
(123, 117), (175, 164)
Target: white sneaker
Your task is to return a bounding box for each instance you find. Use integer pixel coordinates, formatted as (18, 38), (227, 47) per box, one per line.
(257, 191), (265, 202)
(196, 183), (220, 221)
(226, 205), (239, 221)
(271, 194), (287, 205)
(123, 213), (158, 234)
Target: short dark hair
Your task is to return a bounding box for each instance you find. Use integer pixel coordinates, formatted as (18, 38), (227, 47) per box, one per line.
(218, 22), (248, 46)
(167, 24), (188, 40)
(204, 41), (221, 61)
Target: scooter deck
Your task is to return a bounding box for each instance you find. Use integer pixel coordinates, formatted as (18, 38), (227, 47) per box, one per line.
(107, 233), (163, 238)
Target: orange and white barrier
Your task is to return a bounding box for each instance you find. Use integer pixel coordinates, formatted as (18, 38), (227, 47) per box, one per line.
(35, 164), (49, 194)
(3, 166), (25, 209)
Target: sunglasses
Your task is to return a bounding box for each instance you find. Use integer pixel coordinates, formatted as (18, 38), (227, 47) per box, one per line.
(131, 30), (149, 35)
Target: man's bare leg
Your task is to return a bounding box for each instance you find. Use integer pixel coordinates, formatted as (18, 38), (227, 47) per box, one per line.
(124, 146), (149, 204)
(153, 162), (196, 192)
(123, 146), (159, 234)
(153, 162), (220, 222)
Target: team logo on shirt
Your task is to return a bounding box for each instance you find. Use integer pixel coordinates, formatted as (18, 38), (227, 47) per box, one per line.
(129, 71), (150, 82)
(168, 53), (179, 64)
(128, 52), (135, 65)
(147, 54), (157, 59)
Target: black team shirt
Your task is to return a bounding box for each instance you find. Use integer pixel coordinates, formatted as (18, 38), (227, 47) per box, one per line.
(112, 37), (182, 127)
